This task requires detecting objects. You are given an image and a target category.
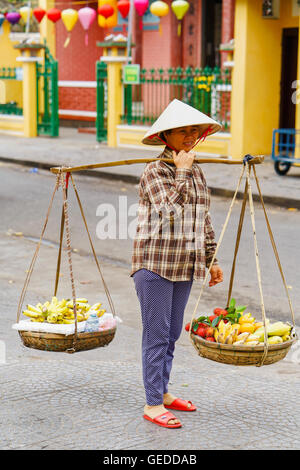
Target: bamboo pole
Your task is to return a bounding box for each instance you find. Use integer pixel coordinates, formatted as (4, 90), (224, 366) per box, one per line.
(50, 156), (264, 174)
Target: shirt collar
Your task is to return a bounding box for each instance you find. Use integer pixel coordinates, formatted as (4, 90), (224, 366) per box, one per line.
(158, 146), (174, 160)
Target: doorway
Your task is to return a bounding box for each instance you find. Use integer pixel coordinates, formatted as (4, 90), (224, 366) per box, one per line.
(201, 0), (222, 67)
(280, 28), (298, 129)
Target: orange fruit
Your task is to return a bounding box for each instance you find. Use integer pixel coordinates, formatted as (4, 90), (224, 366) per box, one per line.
(254, 322), (264, 331)
(239, 314), (255, 325)
(239, 323), (255, 334)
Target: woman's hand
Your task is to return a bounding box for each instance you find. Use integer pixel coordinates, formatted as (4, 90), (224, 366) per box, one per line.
(173, 150), (195, 170)
(209, 265), (223, 287)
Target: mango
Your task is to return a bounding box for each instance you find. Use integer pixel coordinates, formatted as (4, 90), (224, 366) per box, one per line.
(267, 336), (283, 345)
(239, 323), (255, 334)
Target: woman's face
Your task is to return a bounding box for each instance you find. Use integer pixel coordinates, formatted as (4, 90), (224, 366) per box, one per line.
(164, 125), (201, 152)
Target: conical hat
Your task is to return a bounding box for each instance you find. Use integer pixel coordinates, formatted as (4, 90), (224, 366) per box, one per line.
(142, 99), (222, 145)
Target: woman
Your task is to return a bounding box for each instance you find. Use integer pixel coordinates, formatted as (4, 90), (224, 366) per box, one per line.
(131, 99), (224, 429)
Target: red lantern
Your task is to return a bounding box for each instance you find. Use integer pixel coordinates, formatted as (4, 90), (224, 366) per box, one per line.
(97, 4), (114, 19)
(33, 7), (46, 23)
(117, 0), (130, 19)
(47, 8), (61, 24)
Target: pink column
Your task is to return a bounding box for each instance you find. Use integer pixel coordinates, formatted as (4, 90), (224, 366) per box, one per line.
(221, 0), (235, 68)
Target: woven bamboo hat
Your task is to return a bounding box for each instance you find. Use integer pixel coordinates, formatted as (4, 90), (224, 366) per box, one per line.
(142, 99), (222, 145)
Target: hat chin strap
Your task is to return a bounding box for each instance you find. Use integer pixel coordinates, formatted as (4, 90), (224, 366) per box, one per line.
(149, 126), (213, 153)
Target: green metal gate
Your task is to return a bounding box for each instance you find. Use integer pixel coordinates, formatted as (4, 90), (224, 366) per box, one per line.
(96, 61), (107, 142)
(36, 45), (59, 137)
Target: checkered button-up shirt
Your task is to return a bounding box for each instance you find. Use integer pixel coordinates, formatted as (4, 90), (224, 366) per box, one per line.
(131, 147), (218, 281)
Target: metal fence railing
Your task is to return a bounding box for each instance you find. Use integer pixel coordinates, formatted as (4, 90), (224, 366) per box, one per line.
(121, 67), (231, 132)
(0, 67), (23, 116)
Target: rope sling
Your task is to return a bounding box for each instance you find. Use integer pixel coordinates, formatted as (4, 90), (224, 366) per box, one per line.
(16, 156), (297, 361)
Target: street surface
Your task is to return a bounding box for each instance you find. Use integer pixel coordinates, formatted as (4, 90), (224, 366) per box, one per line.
(0, 162), (299, 450)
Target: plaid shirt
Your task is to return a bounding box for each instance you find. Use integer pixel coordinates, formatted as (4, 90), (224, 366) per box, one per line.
(131, 147), (218, 281)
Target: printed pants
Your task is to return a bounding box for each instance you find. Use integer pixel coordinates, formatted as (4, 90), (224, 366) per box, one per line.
(133, 269), (193, 406)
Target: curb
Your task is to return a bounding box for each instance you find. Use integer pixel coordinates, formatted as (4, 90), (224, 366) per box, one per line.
(2, 155), (300, 209)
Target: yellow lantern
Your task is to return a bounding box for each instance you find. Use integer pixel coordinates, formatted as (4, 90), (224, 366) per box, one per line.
(98, 0), (117, 29)
(19, 6), (33, 24)
(171, 0), (189, 36)
(150, 1), (169, 35)
(61, 9), (79, 48)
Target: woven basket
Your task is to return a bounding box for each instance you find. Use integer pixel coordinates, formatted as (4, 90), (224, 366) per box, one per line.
(19, 327), (116, 353)
(191, 334), (296, 366)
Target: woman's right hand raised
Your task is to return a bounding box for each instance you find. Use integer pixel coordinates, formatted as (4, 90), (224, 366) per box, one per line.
(173, 150), (195, 170)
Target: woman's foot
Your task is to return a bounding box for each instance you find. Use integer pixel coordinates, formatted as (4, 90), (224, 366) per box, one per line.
(144, 404), (181, 426)
(163, 393), (196, 411)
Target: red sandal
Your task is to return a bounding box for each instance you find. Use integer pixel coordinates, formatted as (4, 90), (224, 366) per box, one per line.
(143, 411), (182, 428)
(164, 398), (197, 412)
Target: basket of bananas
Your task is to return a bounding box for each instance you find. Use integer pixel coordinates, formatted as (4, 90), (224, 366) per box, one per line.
(188, 299), (297, 366)
(18, 297), (117, 353)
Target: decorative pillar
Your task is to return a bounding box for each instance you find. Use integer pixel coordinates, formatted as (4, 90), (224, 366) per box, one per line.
(14, 44), (44, 137)
(230, 0), (282, 159)
(98, 40), (128, 147)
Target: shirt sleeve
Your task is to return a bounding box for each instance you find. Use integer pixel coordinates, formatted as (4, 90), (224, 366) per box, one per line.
(141, 163), (195, 219)
(204, 211), (218, 268)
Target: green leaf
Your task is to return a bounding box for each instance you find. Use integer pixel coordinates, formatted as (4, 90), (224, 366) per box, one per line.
(236, 306), (247, 313)
(196, 316), (207, 322)
(229, 298), (236, 308)
(192, 323), (199, 332)
(212, 315), (221, 327)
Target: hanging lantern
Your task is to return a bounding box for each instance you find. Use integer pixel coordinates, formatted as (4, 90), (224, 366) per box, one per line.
(117, 0), (130, 34)
(150, 1), (169, 35)
(6, 12), (21, 25)
(117, 0), (130, 18)
(78, 7), (96, 46)
(98, 1), (117, 29)
(61, 9), (78, 48)
(134, 0), (149, 30)
(171, 0), (189, 36)
(33, 7), (46, 24)
(19, 6), (32, 24)
(47, 8), (61, 24)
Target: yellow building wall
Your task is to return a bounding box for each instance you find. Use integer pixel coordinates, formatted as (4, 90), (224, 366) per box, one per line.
(0, 21), (23, 110)
(231, 0), (299, 159)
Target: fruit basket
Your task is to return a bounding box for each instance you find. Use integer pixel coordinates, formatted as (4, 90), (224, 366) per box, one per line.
(188, 160), (298, 367)
(190, 334), (295, 366)
(187, 301), (297, 366)
(18, 328), (116, 353)
(15, 171), (117, 353)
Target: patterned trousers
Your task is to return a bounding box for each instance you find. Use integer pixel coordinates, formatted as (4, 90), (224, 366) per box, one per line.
(133, 269), (193, 405)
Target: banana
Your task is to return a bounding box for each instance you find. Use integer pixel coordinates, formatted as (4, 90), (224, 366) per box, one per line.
(236, 332), (251, 343)
(224, 323), (233, 338)
(218, 320), (227, 335)
(214, 329), (219, 342)
(63, 319), (75, 324)
(225, 332), (234, 345)
(282, 334), (291, 342)
(217, 333), (226, 344)
(244, 341), (260, 346)
(23, 309), (41, 319)
(57, 306), (68, 315)
(231, 324), (240, 342)
(27, 304), (43, 314)
(98, 309), (106, 317)
(233, 339), (247, 345)
(76, 298), (88, 303)
(30, 316), (45, 322)
(58, 299), (67, 308)
(91, 303), (102, 311)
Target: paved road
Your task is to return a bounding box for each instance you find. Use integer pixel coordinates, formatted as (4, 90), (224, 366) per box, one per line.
(0, 163), (299, 450)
